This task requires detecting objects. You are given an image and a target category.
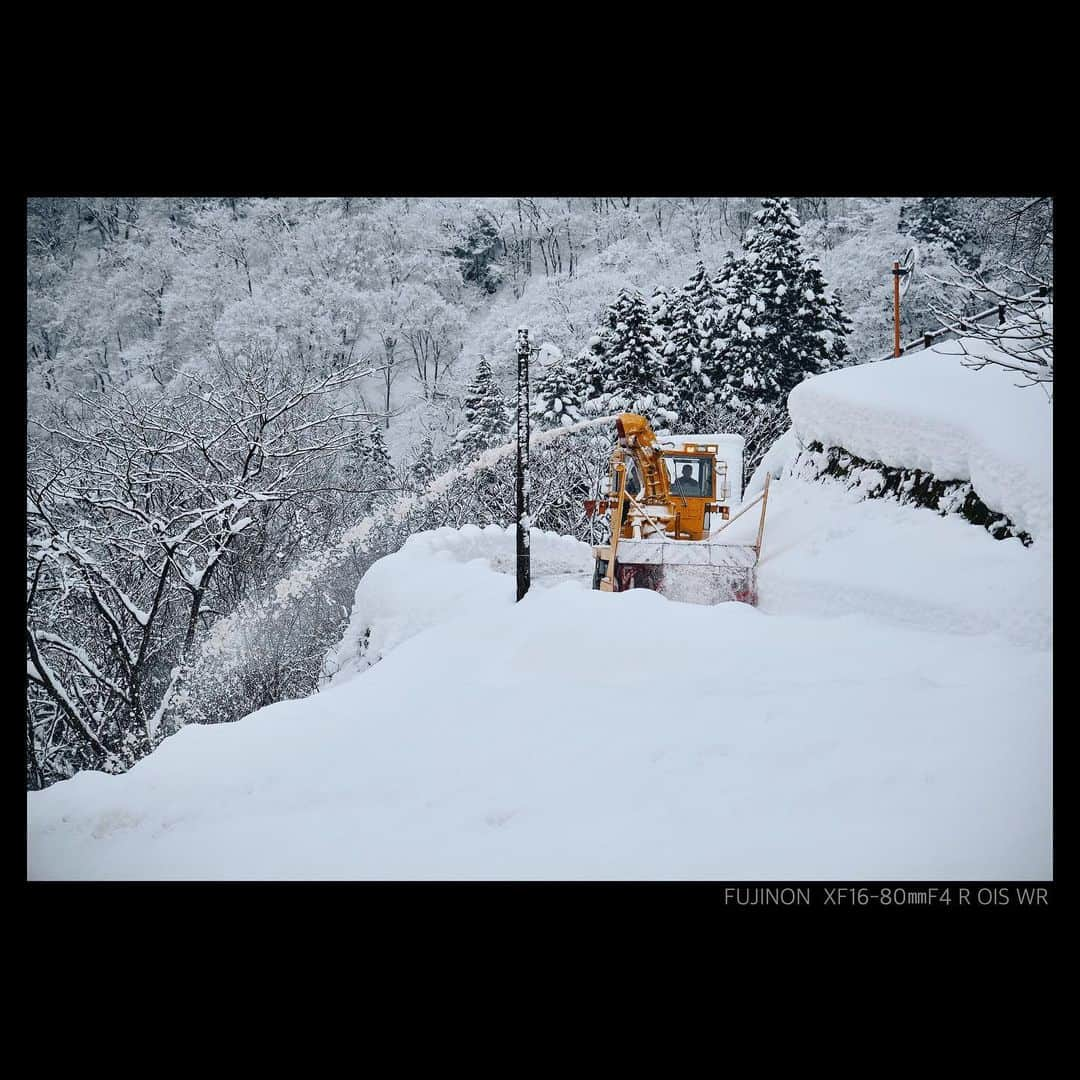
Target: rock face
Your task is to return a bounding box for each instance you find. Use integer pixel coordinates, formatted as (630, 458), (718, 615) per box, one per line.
(790, 441), (1033, 546)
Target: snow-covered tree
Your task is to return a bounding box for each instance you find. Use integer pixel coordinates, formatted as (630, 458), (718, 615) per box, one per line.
(344, 424), (395, 506)
(447, 208), (503, 294)
(583, 287), (676, 430)
(926, 264), (1053, 393)
(663, 262), (723, 427)
(708, 198), (849, 412)
(532, 357), (585, 430)
(406, 438), (441, 493)
(898, 198), (980, 270)
(454, 357), (510, 460)
(973, 197), (1052, 276)
(402, 288), (467, 400)
(26, 347), (379, 784)
(799, 255), (852, 370)
(577, 334), (608, 405)
(649, 284), (672, 336)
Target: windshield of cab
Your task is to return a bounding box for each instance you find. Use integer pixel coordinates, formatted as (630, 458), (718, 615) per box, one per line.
(665, 456), (712, 498)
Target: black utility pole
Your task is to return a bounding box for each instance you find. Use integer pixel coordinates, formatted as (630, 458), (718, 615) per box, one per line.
(516, 326), (531, 601)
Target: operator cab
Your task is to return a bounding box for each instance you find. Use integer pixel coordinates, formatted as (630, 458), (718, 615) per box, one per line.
(660, 444), (728, 538)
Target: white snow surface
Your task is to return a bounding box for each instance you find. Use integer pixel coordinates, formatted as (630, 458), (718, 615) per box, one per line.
(787, 344), (1052, 540)
(718, 478), (1050, 651)
(29, 487), (1050, 880)
(746, 427), (798, 498)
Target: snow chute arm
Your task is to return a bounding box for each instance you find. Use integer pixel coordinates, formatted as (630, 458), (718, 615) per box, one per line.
(615, 413), (670, 503)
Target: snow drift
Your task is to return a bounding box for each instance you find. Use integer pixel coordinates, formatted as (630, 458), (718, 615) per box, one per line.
(720, 477), (1049, 650)
(732, 334), (1052, 649)
(29, 502), (1050, 880)
(324, 524), (593, 685)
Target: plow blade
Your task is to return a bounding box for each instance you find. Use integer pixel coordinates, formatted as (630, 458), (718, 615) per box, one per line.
(598, 539), (759, 606)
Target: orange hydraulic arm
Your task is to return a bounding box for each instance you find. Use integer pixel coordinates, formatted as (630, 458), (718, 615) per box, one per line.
(614, 413), (671, 507)
(585, 414), (673, 592)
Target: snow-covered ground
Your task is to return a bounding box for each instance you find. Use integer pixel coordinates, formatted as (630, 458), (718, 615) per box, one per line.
(28, 511), (1050, 879)
(721, 479), (1049, 650)
(27, 346), (1051, 881)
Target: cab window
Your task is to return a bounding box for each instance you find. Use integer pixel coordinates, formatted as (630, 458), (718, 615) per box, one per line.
(666, 457), (712, 497)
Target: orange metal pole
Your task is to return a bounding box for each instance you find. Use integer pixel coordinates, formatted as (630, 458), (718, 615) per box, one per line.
(893, 261), (901, 358)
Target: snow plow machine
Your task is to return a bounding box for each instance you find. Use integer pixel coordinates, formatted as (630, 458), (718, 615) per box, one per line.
(584, 413), (771, 606)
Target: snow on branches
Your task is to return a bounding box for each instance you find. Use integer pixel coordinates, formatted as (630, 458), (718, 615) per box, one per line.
(26, 346), (381, 784)
(924, 265), (1053, 395)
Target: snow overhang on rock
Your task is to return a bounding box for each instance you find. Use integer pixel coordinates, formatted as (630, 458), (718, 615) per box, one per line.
(786, 348), (1051, 542)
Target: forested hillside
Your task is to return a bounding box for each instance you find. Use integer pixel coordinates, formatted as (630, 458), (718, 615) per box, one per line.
(26, 195), (1052, 789)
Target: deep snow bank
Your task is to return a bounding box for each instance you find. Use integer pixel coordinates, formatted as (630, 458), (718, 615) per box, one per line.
(324, 524), (594, 686)
(786, 342), (1051, 541)
(718, 477), (1050, 650)
(28, 580), (1050, 880)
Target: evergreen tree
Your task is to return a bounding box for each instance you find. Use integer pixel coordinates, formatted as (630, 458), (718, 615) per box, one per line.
(710, 250), (741, 313)
(691, 251), (742, 417)
(532, 357), (585, 430)
(577, 333), (608, 409)
(453, 357), (510, 460)
(898, 197), (979, 270)
(590, 287), (676, 430)
(649, 284), (673, 337)
(365, 425), (394, 492)
(708, 198), (848, 413)
(408, 437), (441, 492)
(344, 424), (395, 504)
(664, 262), (722, 427)
(451, 211), (503, 293)
(800, 256), (852, 369)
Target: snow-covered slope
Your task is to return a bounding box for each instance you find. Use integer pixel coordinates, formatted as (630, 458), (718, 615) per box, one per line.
(719, 479), (1049, 650)
(29, 510), (1050, 880)
(730, 332), (1052, 650)
(28, 575), (1049, 880)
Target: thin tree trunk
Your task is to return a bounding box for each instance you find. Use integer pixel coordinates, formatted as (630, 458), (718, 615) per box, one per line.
(384, 354), (393, 429)
(26, 703), (43, 790)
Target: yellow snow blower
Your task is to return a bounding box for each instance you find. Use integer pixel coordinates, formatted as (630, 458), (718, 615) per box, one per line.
(584, 413), (771, 605)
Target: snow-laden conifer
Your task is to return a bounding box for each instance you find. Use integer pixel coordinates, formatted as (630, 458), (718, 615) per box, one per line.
(708, 198), (849, 412)
(898, 197), (979, 270)
(532, 358), (585, 430)
(584, 287), (676, 430)
(454, 357), (509, 459)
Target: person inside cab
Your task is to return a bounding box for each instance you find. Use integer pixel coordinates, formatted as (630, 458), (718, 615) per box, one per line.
(671, 462), (700, 496)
